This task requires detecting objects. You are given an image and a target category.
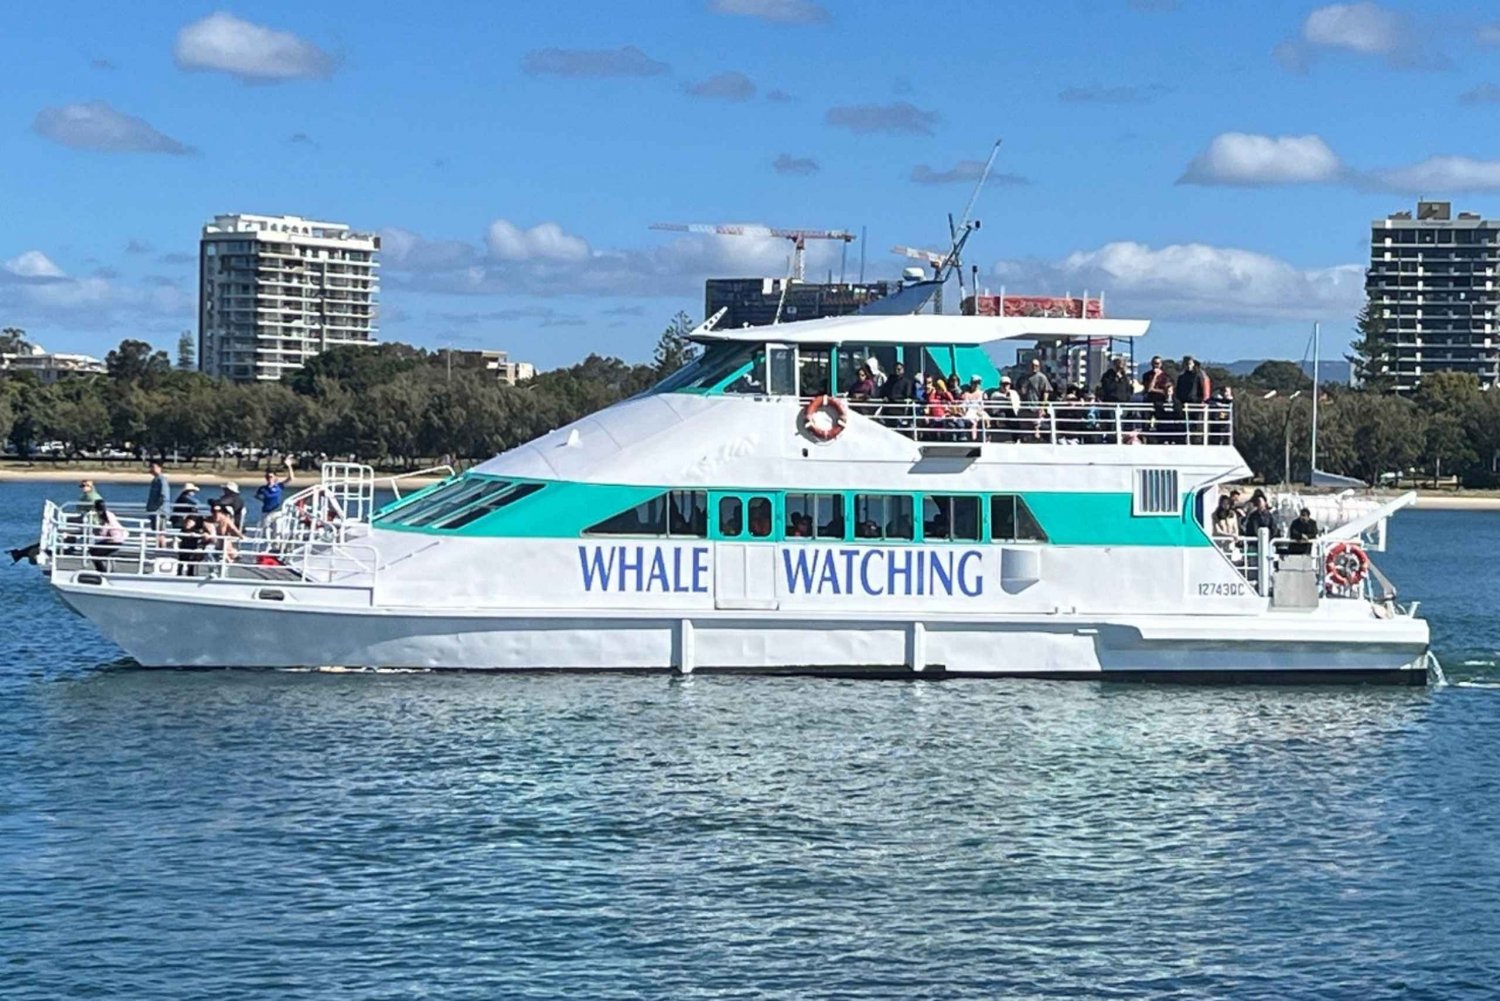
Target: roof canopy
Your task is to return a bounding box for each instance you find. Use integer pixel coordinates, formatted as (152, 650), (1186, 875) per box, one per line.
(693, 313), (1150, 347)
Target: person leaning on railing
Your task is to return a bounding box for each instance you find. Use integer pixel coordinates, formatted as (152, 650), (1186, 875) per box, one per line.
(987, 375), (1021, 442)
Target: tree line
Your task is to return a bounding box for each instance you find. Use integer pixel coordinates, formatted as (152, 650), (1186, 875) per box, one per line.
(2, 314), (1498, 485)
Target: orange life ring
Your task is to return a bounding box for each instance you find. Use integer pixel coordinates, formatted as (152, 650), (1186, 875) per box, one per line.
(802, 394), (849, 441)
(1324, 541), (1369, 588)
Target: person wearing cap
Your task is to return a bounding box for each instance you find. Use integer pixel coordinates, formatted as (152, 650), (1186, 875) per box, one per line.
(78, 479), (102, 505)
(170, 482), (201, 530)
(255, 457), (296, 523)
(1099, 355), (1134, 404)
(214, 481), (247, 530)
(988, 374), (1021, 441)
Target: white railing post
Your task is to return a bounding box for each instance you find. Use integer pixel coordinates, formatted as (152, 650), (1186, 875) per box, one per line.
(1257, 527), (1271, 597)
(1114, 406), (1124, 444)
(1047, 405), (1057, 443)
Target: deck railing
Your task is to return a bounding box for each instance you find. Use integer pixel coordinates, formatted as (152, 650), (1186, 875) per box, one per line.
(40, 501), (380, 588)
(818, 398), (1234, 446)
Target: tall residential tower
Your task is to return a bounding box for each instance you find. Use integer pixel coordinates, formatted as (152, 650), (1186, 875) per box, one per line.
(199, 213), (379, 382)
(1368, 200), (1500, 392)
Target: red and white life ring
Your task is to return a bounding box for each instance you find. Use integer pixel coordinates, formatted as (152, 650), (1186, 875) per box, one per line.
(1324, 541), (1369, 588)
(802, 395), (849, 441)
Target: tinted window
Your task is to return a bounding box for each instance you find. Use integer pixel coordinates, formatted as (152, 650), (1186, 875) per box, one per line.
(378, 477), (508, 528)
(853, 495), (914, 541)
(431, 482), (545, 530)
(785, 492), (845, 540)
(925, 495), (981, 542)
(586, 495), (667, 536)
(719, 497), (743, 537)
(991, 495), (1047, 542)
(748, 496), (773, 538)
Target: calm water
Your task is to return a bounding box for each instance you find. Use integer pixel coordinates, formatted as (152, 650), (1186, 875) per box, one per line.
(3, 479), (1500, 999)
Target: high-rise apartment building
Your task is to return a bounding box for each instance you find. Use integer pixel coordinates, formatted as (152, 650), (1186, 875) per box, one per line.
(1368, 200), (1500, 392)
(199, 213), (379, 382)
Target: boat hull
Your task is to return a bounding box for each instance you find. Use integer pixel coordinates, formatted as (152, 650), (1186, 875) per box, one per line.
(54, 580), (1431, 683)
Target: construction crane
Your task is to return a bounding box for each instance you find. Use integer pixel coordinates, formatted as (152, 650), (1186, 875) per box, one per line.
(649, 223), (856, 282)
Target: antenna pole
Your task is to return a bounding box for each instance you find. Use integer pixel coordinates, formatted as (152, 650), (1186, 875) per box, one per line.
(1310, 321), (1320, 485)
(859, 225), (867, 282)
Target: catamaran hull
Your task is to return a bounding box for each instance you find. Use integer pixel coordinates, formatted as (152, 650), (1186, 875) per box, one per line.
(54, 582), (1431, 683)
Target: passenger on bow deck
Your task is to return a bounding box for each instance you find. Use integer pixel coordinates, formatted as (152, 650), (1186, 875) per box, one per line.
(87, 498), (126, 573)
(176, 514), (211, 576)
(210, 503), (246, 562)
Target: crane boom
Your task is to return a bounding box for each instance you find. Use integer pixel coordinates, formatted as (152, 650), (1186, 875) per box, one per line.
(649, 222), (856, 280)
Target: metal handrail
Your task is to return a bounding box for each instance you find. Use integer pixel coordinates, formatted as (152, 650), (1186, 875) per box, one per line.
(40, 505), (381, 588)
(386, 465), (457, 500)
(816, 397), (1233, 446)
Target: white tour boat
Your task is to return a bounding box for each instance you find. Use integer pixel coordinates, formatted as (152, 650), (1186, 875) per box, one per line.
(34, 312), (1431, 682)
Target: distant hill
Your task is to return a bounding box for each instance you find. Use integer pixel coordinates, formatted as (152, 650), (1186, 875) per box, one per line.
(1211, 359), (1352, 385)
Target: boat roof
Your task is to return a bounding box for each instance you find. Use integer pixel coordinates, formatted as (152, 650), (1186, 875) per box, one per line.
(693, 313), (1150, 346)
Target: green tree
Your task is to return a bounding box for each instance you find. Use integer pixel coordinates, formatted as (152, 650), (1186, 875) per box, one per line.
(1348, 289), (1395, 393)
(286, 343), (425, 397)
(652, 311), (699, 376)
(105, 338), (171, 387)
(0, 327), (30, 354)
(1244, 360), (1311, 394)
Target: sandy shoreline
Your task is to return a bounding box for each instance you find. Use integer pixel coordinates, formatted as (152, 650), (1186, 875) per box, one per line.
(2, 463), (1497, 510)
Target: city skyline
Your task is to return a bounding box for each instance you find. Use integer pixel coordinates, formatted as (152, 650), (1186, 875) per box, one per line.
(6, 0), (1500, 369)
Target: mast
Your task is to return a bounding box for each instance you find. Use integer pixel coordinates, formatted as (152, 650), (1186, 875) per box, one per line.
(1310, 321), (1319, 486)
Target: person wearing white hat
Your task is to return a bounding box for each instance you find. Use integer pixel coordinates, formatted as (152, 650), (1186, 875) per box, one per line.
(170, 482), (200, 530)
(214, 481), (246, 530)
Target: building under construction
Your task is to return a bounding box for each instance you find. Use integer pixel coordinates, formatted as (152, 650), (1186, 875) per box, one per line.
(706, 278), (901, 329)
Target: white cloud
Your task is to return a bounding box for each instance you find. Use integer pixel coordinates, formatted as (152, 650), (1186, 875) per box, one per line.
(1458, 83), (1500, 105)
(993, 241), (1364, 323)
(32, 101), (193, 155)
(910, 161), (1028, 186)
(485, 220), (591, 263)
(1178, 132), (1344, 186)
(5, 251), (66, 279)
(174, 12), (338, 81)
(1276, 2), (1442, 71)
(708, 0), (829, 24)
(382, 221), (849, 299)
(825, 101), (940, 136)
(521, 46), (669, 78)
(773, 153), (819, 176)
(1369, 156), (1500, 193)
(0, 249), (192, 337)
(685, 71), (756, 101)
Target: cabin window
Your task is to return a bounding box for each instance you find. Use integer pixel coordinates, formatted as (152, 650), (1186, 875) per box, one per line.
(798, 345), (832, 396)
(719, 497), (743, 536)
(378, 477), (510, 528)
(586, 490), (707, 537)
(430, 482), (545, 530)
(722, 348), (767, 394)
(765, 347), (796, 396)
(853, 494), (914, 541)
(655, 342), (759, 393)
(748, 496), (774, 538)
(1134, 469), (1179, 516)
(784, 492), (845, 540)
(924, 495), (981, 542)
(991, 495), (1048, 542)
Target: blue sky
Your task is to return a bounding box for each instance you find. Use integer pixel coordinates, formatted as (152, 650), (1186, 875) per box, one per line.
(5, 0), (1500, 368)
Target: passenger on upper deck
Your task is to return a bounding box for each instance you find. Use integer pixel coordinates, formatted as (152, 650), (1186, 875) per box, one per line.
(847, 366), (877, 400)
(960, 377), (987, 440)
(1099, 356), (1134, 404)
(1022, 358), (1051, 403)
(1142, 355), (1172, 441)
(1175, 356), (1211, 442)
